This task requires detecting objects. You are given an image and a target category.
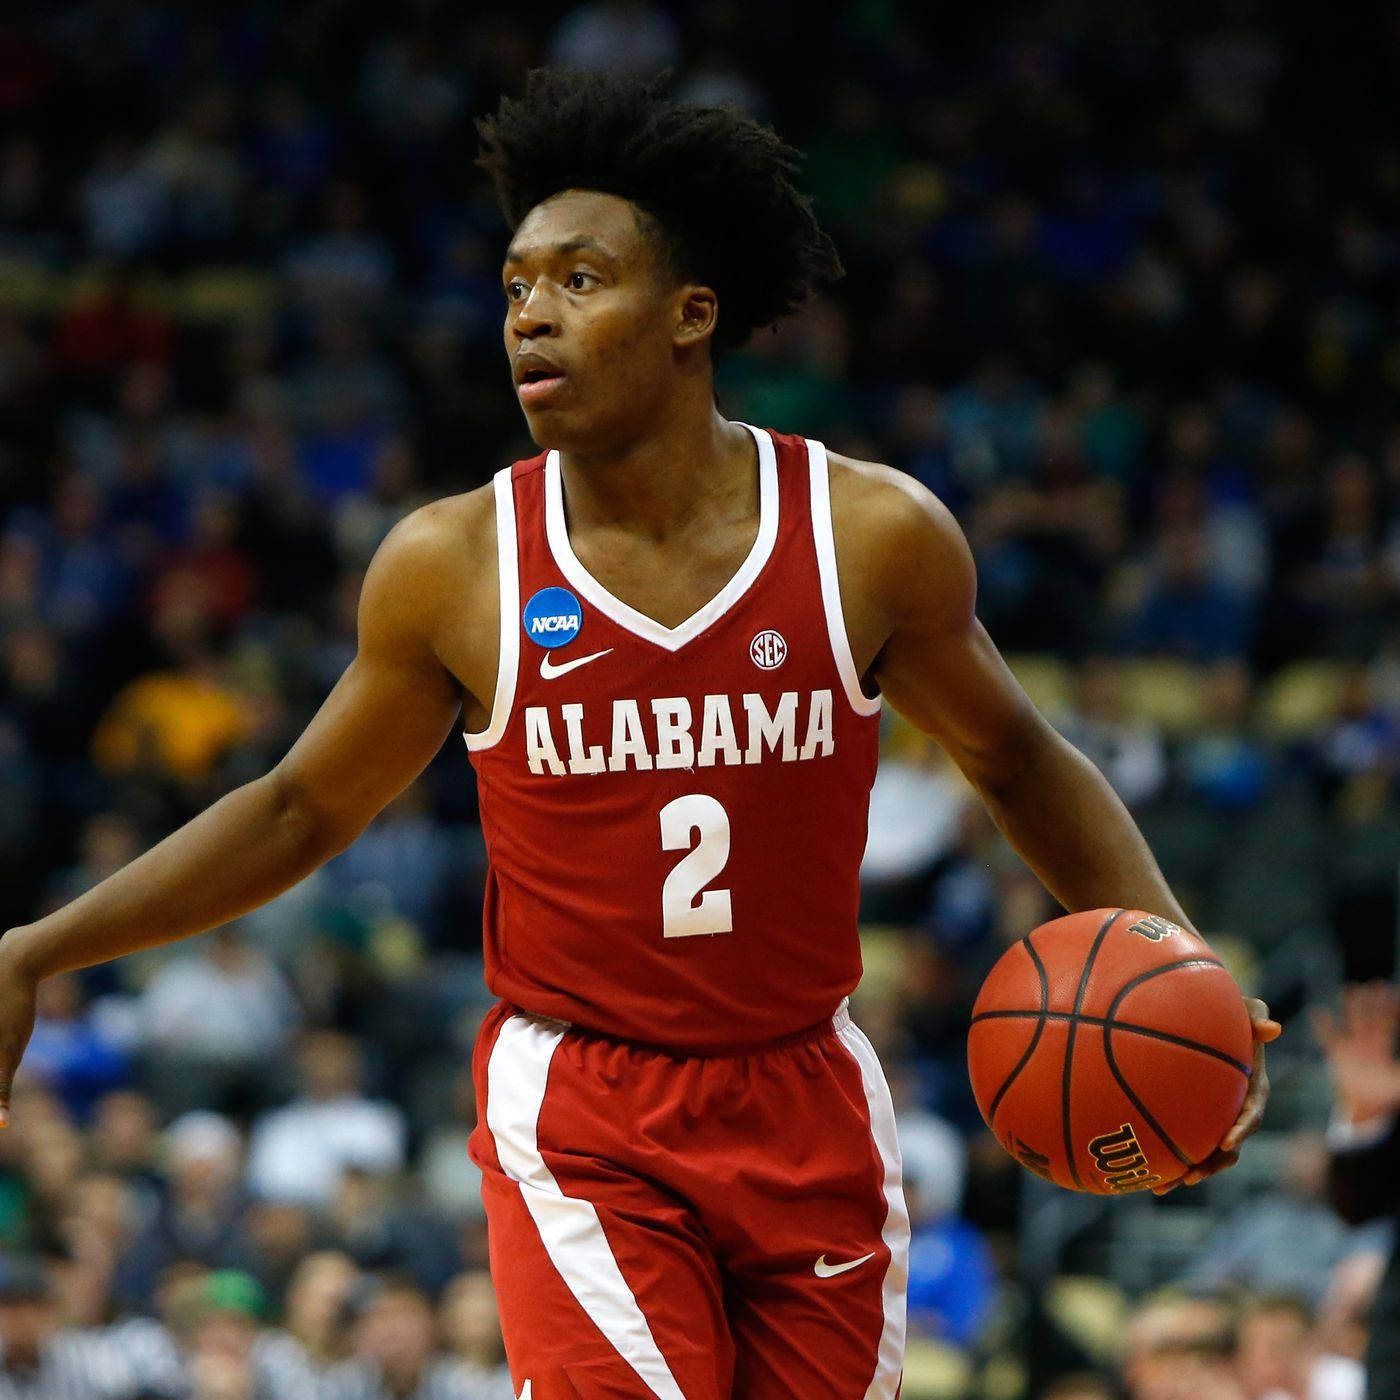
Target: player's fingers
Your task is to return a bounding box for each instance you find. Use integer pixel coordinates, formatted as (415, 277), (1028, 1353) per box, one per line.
(1243, 997), (1281, 1042)
(1185, 1148), (1240, 1185)
(0, 1030), (25, 1128)
(1221, 1041), (1270, 1152)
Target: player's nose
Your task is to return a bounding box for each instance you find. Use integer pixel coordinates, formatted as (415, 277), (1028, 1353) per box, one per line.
(511, 284), (560, 340)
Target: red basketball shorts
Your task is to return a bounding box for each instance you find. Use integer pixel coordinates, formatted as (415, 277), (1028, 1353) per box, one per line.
(469, 999), (909, 1399)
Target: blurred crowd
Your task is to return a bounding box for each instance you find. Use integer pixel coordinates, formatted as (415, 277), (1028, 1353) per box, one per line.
(2, 0), (1399, 1396)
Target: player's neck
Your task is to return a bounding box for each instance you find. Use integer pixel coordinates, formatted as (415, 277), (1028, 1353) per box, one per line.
(556, 408), (756, 542)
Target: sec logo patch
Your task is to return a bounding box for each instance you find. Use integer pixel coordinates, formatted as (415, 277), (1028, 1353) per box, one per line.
(750, 630), (787, 669)
(523, 587), (583, 649)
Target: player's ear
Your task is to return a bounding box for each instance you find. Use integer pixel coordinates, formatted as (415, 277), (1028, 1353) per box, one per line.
(674, 285), (718, 348)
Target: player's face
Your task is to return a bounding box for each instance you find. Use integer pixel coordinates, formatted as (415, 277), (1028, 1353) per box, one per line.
(502, 190), (696, 452)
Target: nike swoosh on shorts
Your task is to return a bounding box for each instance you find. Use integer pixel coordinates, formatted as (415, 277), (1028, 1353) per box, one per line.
(540, 648), (613, 680)
(813, 1250), (878, 1278)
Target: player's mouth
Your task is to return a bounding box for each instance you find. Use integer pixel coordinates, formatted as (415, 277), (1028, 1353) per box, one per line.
(514, 354), (568, 406)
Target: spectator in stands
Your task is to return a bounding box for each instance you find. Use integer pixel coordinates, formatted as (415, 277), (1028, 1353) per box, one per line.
(113, 1112), (254, 1311)
(19, 972), (129, 1122)
(0, 1253), (182, 1398)
(78, 134), (167, 261)
(1316, 1238), (1391, 1372)
(1292, 455), (1391, 660)
(254, 1250), (359, 1395)
(1117, 521), (1256, 663)
(1118, 1293), (1245, 1400)
(88, 1090), (160, 1187)
(859, 729), (970, 923)
(135, 926), (299, 1118)
(324, 781), (458, 937)
(1316, 982), (1400, 1398)
(900, 1086), (996, 1350)
(417, 1065), (485, 1228)
(327, 1166), (461, 1292)
(1180, 661), (1270, 812)
(546, 0), (682, 75)
(1179, 1130), (1353, 1306)
(329, 1274), (482, 1400)
(284, 182), (395, 308)
(1234, 1293), (1363, 1400)
(170, 1269), (268, 1400)
(1054, 656), (1168, 810)
(247, 1031), (405, 1209)
(437, 1271), (513, 1398)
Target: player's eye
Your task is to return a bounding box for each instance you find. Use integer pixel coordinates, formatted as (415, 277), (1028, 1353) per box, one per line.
(567, 271), (598, 291)
(505, 279), (529, 301)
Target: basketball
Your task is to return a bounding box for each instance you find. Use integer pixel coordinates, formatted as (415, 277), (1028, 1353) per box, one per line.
(968, 908), (1254, 1194)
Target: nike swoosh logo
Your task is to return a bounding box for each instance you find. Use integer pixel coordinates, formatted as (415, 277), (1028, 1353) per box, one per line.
(517, 1385), (532, 1400)
(813, 1251), (877, 1278)
(540, 648), (612, 680)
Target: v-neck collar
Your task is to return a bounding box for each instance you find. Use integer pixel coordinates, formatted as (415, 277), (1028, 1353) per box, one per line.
(543, 422), (779, 653)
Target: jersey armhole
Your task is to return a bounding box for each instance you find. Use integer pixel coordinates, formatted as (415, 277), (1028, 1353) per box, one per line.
(464, 468), (520, 751)
(807, 439), (883, 718)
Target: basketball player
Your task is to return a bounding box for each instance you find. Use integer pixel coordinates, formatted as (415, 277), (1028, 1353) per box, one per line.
(0, 71), (1277, 1398)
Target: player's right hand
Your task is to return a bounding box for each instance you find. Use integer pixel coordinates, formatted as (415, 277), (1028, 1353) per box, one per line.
(0, 930), (38, 1127)
(1313, 981), (1400, 1126)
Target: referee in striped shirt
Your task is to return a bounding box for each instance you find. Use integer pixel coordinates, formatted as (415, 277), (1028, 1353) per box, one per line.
(0, 1256), (182, 1400)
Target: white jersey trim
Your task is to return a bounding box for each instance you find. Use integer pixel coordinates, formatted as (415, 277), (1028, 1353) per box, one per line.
(807, 440), (883, 716)
(835, 1016), (910, 1399)
(543, 422), (778, 653)
(485, 1014), (687, 1400)
(464, 468), (521, 752)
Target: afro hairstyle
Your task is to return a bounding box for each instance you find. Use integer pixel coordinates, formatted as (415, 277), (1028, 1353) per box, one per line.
(476, 69), (844, 354)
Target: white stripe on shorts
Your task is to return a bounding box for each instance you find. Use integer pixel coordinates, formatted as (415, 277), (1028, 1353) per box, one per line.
(485, 1014), (687, 1400)
(836, 1015), (911, 1399)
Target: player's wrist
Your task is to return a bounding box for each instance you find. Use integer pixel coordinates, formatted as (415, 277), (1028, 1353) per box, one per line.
(0, 925), (42, 983)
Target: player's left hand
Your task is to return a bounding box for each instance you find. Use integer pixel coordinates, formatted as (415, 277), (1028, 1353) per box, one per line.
(1153, 997), (1280, 1195)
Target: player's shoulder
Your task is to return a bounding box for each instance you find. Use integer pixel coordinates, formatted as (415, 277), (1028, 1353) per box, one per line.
(379, 484), (496, 561)
(359, 485), (498, 632)
(367, 485), (496, 585)
(825, 449), (970, 570)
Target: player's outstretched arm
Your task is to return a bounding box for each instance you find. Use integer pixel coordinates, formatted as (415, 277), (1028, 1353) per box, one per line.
(0, 502), (477, 1124)
(836, 460), (1280, 1180)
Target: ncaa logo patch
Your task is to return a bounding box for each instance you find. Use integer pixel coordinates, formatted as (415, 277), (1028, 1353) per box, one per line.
(750, 630), (787, 670)
(523, 587), (583, 649)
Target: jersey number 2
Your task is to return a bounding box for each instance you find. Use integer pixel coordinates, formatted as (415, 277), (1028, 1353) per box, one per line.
(659, 794), (733, 939)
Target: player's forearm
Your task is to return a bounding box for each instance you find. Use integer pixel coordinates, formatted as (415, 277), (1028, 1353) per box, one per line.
(973, 725), (1192, 928)
(3, 772), (348, 979)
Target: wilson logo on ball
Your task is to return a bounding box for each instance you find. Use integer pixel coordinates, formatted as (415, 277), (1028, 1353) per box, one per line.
(750, 630), (787, 670)
(1128, 915), (1180, 942)
(1087, 1123), (1161, 1193)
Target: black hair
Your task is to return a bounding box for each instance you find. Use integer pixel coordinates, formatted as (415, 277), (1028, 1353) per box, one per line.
(476, 69), (844, 354)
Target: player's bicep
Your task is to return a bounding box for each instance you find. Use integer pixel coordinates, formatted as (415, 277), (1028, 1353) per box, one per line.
(271, 518), (464, 845)
(870, 488), (1047, 783)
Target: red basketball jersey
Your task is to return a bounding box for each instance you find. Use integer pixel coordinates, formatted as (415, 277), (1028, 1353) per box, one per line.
(465, 425), (881, 1052)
